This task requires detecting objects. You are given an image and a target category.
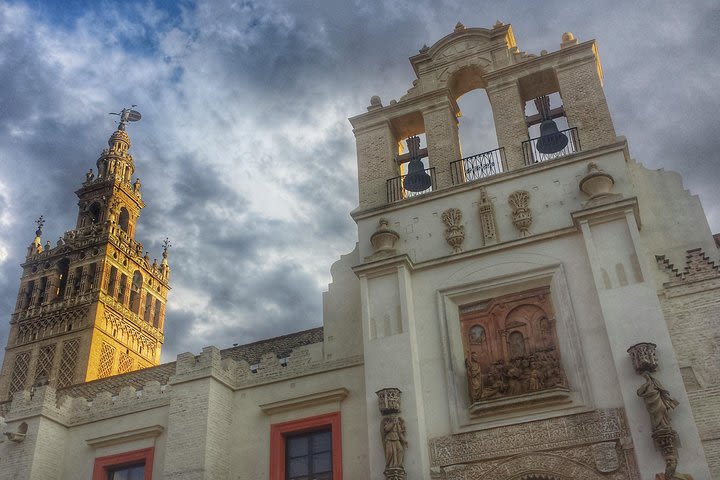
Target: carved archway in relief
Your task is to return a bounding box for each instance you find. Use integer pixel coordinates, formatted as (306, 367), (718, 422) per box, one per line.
(485, 452), (605, 480)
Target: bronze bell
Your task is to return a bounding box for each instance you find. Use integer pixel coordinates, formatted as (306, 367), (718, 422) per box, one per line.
(403, 157), (432, 192)
(401, 136), (432, 192)
(536, 119), (568, 154)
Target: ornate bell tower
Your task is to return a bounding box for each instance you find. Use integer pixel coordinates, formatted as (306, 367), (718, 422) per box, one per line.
(0, 109), (170, 401)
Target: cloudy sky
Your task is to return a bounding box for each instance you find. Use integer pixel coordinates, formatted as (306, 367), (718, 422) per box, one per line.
(0, 0), (718, 362)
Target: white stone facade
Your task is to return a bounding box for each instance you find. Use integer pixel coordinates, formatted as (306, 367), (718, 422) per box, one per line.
(1, 22), (718, 480)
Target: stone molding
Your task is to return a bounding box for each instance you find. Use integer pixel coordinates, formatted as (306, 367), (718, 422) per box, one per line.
(86, 424), (164, 448)
(428, 408), (629, 467)
(259, 387), (349, 415)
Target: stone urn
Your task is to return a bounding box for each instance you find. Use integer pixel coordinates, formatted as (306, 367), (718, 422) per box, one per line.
(580, 162), (615, 199)
(370, 219), (400, 255)
(512, 209), (532, 237)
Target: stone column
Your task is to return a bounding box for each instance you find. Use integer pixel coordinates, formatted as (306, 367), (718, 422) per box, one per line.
(556, 50), (616, 150)
(353, 121), (399, 210)
(423, 101), (461, 190)
(572, 200), (711, 479)
(486, 79), (528, 171)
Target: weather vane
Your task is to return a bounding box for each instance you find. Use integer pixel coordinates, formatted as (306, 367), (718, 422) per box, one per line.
(109, 105), (142, 131)
(35, 215), (45, 236)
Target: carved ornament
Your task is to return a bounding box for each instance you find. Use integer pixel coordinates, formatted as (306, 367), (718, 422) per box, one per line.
(377, 388), (407, 480)
(441, 208), (465, 254)
(508, 190), (532, 237)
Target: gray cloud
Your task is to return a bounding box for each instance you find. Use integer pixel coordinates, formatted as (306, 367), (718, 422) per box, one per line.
(1, 0), (719, 363)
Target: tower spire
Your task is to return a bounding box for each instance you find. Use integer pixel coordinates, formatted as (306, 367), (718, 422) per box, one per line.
(29, 215), (45, 255)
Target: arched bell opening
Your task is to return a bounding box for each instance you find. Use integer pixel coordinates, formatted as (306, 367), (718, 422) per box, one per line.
(118, 207), (130, 233)
(129, 270), (143, 314)
(517, 69), (577, 164)
(447, 66), (503, 183)
(56, 258), (70, 300)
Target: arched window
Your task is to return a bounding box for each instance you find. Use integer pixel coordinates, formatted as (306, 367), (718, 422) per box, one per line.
(129, 271), (143, 314)
(56, 258), (70, 300)
(117, 274), (127, 304)
(107, 266), (118, 296)
(118, 208), (130, 233)
(88, 202), (102, 224)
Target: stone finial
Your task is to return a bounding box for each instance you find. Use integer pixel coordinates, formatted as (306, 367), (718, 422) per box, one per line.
(561, 31), (578, 48)
(441, 208), (465, 254)
(493, 20), (504, 28)
(419, 44), (429, 53)
(369, 219), (400, 258)
(368, 95), (383, 111)
(508, 190), (532, 237)
(454, 22), (465, 31)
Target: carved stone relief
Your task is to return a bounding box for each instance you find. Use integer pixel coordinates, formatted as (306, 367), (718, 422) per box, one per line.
(508, 190), (532, 237)
(477, 187), (499, 245)
(428, 408), (637, 479)
(441, 208), (465, 254)
(460, 287), (568, 411)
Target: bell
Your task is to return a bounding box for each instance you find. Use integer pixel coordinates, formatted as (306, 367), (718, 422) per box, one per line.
(403, 157), (432, 192)
(536, 119), (568, 154)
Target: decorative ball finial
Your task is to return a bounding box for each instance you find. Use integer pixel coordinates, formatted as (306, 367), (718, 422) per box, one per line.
(561, 31), (578, 49)
(368, 95), (383, 111)
(35, 215), (45, 237)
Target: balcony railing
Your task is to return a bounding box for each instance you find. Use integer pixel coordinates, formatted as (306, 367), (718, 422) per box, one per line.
(450, 147), (506, 185)
(386, 167), (436, 203)
(522, 127), (580, 165)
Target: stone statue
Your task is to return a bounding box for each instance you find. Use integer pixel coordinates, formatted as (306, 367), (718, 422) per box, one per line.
(637, 372), (679, 430)
(85, 169), (94, 182)
(465, 352), (483, 402)
(381, 414), (407, 469)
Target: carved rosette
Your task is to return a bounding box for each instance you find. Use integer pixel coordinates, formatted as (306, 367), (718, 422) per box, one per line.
(441, 208), (465, 254)
(627, 342), (658, 374)
(377, 388), (407, 480)
(508, 190), (532, 237)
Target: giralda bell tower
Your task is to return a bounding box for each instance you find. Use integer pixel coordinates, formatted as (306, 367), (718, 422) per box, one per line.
(0, 108), (170, 401)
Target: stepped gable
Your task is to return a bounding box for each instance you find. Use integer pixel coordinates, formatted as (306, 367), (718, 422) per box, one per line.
(49, 326), (324, 398)
(713, 232), (720, 248)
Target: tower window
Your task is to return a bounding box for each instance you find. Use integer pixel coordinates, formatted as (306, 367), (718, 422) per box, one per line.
(143, 293), (153, 323)
(89, 202), (102, 224)
(118, 208), (130, 233)
(129, 271), (143, 314)
(56, 258), (70, 300)
(117, 274), (127, 304)
(86, 263), (97, 292)
(23, 280), (35, 309)
(107, 266), (118, 296)
(153, 298), (163, 328)
(72, 266), (83, 296)
(36, 277), (47, 305)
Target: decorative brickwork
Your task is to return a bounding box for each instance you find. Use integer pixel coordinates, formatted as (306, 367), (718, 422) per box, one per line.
(98, 342), (116, 378)
(34, 344), (56, 384)
(57, 338), (80, 388)
(118, 352), (133, 374)
(8, 352), (30, 398)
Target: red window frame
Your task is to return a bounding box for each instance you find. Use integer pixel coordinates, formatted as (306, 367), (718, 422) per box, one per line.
(92, 447), (154, 480)
(269, 411), (342, 480)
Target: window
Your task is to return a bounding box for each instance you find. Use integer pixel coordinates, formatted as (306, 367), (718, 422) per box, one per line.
(57, 258), (70, 299)
(129, 271), (143, 313)
(118, 207), (130, 233)
(270, 412), (342, 480)
(107, 266), (118, 296)
(92, 447), (154, 480)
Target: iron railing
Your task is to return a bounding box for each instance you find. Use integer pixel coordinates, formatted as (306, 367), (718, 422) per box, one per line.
(450, 147), (506, 185)
(386, 167), (436, 203)
(522, 127), (580, 165)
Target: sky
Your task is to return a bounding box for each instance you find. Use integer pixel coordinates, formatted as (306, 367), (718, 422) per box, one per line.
(0, 0), (719, 362)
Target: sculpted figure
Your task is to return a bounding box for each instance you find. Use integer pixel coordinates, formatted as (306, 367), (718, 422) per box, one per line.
(637, 372), (679, 430)
(465, 351), (483, 402)
(381, 414), (407, 469)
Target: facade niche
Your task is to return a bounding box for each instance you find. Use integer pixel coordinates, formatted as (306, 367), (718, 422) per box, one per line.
(461, 286), (569, 414)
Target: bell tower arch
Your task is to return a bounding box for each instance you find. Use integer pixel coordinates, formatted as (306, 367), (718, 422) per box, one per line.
(0, 108), (171, 401)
